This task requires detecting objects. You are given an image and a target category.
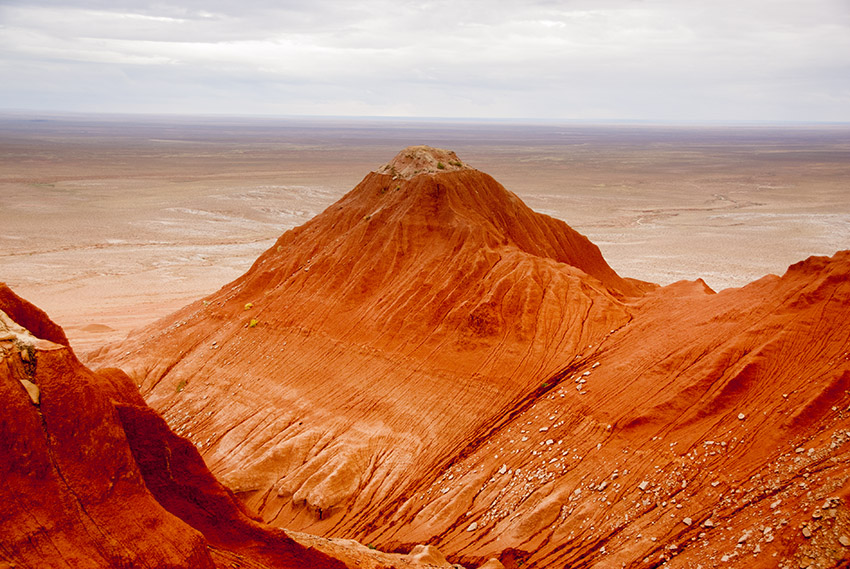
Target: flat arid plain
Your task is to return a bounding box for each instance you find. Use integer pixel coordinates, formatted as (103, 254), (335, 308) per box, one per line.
(1, 114), (848, 354)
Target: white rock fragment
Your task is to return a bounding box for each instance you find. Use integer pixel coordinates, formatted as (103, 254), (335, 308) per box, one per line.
(466, 522), (478, 532)
(738, 413), (746, 420)
(638, 481), (650, 491)
(498, 464), (507, 475)
(19, 379), (40, 405)
(823, 498), (839, 509)
(683, 517), (692, 526)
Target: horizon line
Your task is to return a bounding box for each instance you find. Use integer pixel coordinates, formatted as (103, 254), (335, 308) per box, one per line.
(2, 109), (849, 128)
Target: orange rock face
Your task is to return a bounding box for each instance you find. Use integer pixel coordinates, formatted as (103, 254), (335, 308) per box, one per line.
(92, 147), (850, 568)
(385, 251), (850, 568)
(92, 147), (641, 529)
(0, 284), (346, 569)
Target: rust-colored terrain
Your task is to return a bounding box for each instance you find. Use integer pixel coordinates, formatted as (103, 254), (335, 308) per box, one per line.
(0, 284), (351, 569)
(80, 147), (850, 568)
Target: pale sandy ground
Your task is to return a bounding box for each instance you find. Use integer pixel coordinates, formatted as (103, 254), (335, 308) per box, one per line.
(2, 114), (848, 354)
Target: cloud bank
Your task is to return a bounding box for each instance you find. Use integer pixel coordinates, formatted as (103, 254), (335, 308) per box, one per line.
(1, 0), (848, 121)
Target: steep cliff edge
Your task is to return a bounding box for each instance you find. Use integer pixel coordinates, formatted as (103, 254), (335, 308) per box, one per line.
(0, 284), (345, 569)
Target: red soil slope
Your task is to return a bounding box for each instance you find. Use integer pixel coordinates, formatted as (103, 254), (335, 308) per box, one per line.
(373, 252), (850, 568)
(92, 147), (850, 568)
(92, 146), (644, 533)
(0, 283), (345, 569)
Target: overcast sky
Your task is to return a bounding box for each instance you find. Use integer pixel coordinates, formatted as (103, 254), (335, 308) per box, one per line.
(1, 0), (848, 121)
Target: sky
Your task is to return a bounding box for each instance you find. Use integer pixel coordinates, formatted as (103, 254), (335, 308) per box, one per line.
(1, 0), (849, 122)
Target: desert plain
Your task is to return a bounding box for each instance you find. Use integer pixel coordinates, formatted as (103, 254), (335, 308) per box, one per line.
(2, 113), (848, 354)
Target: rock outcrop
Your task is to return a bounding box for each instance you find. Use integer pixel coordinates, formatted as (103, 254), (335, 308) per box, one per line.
(91, 147), (850, 568)
(0, 284), (346, 569)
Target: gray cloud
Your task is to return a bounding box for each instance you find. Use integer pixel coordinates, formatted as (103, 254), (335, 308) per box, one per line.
(1, 0), (848, 120)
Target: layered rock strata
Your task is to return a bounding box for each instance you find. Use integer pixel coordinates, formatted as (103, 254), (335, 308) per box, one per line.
(92, 147), (850, 568)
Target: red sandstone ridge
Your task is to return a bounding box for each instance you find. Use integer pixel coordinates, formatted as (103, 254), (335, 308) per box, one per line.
(90, 146), (645, 533)
(0, 284), (347, 569)
(90, 147), (850, 568)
